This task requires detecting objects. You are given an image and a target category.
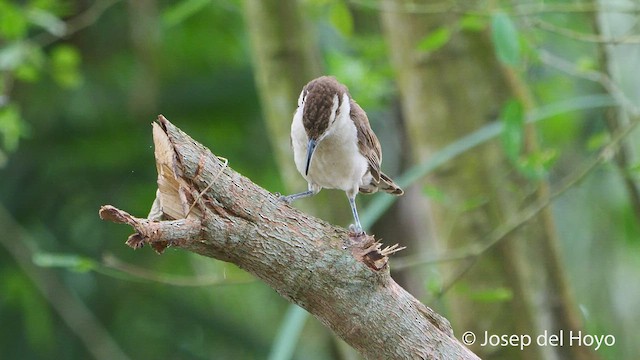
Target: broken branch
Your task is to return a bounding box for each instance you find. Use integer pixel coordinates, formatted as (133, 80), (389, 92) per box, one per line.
(99, 115), (478, 359)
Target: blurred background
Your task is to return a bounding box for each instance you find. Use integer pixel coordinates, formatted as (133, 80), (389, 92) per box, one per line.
(1, 0), (639, 359)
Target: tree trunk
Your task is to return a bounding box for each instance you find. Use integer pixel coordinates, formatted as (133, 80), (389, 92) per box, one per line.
(380, 2), (594, 359)
(100, 116), (479, 359)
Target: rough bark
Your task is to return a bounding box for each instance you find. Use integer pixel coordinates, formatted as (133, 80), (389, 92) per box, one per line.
(99, 116), (478, 359)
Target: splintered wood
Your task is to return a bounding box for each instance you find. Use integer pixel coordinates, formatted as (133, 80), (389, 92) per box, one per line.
(149, 118), (202, 221)
(348, 232), (406, 271)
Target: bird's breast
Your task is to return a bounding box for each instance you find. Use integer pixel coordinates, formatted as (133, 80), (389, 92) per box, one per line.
(291, 112), (369, 192)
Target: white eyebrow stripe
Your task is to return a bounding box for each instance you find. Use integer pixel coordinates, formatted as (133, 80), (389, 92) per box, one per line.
(330, 94), (339, 122)
(298, 89), (307, 107)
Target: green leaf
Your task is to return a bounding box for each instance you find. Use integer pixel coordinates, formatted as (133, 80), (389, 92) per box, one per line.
(459, 15), (488, 32)
(162, 0), (211, 28)
(461, 195), (489, 212)
(15, 63), (41, 82)
(425, 272), (443, 296)
(0, 3), (29, 39)
(422, 184), (447, 203)
(586, 132), (609, 151)
(576, 56), (597, 73)
(500, 99), (525, 162)
(491, 11), (521, 66)
(32, 253), (97, 273)
(417, 27), (451, 53)
(0, 103), (26, 151)
(627, 162), (640, 174)
(469, 287), (513, 303)
(330, 1), (353, 37)
(518, 149), (558, 179)
(50, 45), (83, 88)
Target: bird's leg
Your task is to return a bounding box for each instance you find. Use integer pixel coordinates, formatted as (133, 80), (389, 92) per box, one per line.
(279, 190), (315, 204)
(348, 195), (364, 235)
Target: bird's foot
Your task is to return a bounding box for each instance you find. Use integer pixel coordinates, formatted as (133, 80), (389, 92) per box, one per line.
(348, 224), (366, 237)
(275, 192), (292, 204)
(276, 190), (315, 204)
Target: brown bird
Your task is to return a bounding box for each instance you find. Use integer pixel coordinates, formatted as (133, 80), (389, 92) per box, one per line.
(281, 76), (403, 234)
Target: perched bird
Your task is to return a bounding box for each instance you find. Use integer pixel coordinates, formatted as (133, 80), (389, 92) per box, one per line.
(281, 76), (403, 234)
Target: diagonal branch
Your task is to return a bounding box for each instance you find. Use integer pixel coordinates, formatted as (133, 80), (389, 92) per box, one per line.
(99, 115), (478, 359)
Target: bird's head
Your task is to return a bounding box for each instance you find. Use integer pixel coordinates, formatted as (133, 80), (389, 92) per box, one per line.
(296, 76), (350, 175)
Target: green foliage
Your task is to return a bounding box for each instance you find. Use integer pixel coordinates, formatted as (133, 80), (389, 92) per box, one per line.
(576, 56), (597, 73)
(417, 26), (451, 53)
(422, 184), (447, 204)
(329, 1), (353, 37)
(360, 94), (618, 228)
(500, 99), (525, 163)
(325, 29), (393, 110)
(460, 195), (489, 213)
(0, 2), (29, 39)
(534, 80), (582, 145)
(424, 271), (444, 296)
(162, 0), (213, 28)
(0, 1), (639, 359)
(469, 287), (514, 303)
(50, 44), (82, 88)
(0, 103), (27, 153)
(0, 1), (291, 357)
(0, 2), (83, 157)
(459, 14), (488, 32)
(627, 162), (640, 176)
(32, 252), (97, 273)
(454, 283), (513, 303)
(2, 270), (55, 354)
(517, 149), (558, 179)
(491, 11), (521, 66)
(326, 50), (390, 109)
(499, 99), (558, 179)
(0, 41), (45, 75)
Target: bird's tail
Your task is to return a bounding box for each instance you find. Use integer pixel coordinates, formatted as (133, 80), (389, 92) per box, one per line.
(379, 172), (404, 195)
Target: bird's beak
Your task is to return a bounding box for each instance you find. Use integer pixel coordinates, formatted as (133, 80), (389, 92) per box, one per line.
(305, 139), (317, 176)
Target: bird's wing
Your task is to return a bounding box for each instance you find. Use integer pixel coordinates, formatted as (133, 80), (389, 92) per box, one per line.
(350, 99), (382, 182)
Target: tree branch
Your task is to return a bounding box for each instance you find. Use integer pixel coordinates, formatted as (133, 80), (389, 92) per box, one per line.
(99, 115), (478, 359)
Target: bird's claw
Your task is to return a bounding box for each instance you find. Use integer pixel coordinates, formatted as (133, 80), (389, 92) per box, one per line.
(349, 224), (366, 237)
(275, 192), (292, 204)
